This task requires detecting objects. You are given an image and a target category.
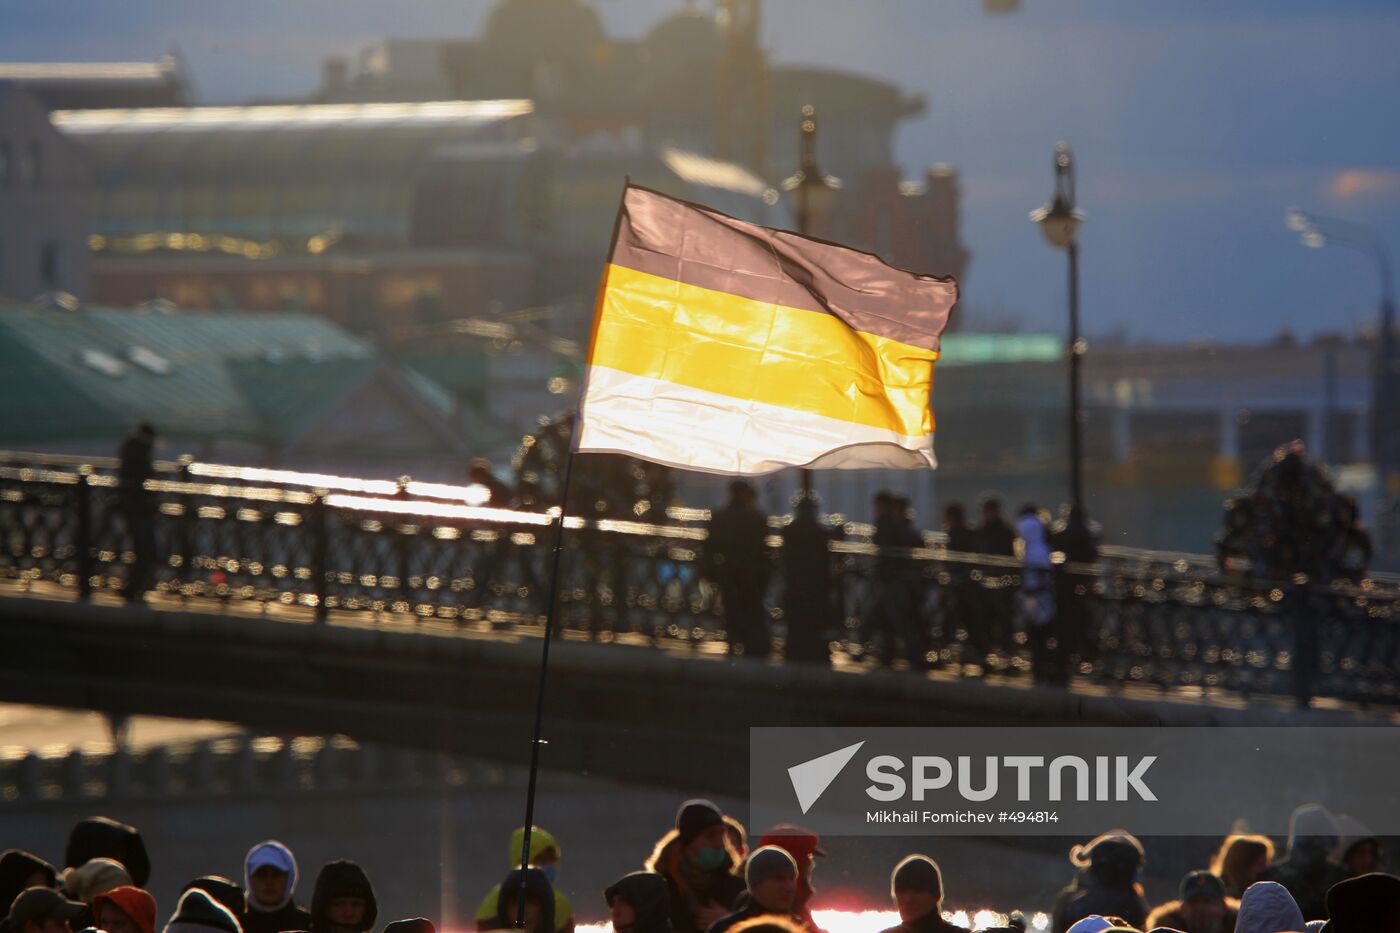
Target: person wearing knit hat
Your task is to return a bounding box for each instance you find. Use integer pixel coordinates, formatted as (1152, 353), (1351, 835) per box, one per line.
(182, 879), (243, 923)
(62, 859), (132, 906)
(243, 842), (311, 933)
(875, 855), (960, 933)
(94, 886), (157, 933)
(755, 827), (825, 933)
(1144, 871), (1236, 933)
(703, 848), (797, 933)
(1052, 833), (1149, 933)
(163, 889), (242, 933)
(644, 801), (745, 933)
(1326, 872), (1400, 933)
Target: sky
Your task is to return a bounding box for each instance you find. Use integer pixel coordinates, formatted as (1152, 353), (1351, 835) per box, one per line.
(3, 0), (1398, 343)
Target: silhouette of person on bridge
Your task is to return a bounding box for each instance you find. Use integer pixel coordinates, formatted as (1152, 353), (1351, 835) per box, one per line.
(117, 423), (158, 602)
(780, 495), (835, 665)
(703, 481), (771, 659)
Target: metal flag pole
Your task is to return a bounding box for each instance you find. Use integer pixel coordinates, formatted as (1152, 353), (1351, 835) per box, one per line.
(513, 180), (629, 927)
(515, 422), (580, 926)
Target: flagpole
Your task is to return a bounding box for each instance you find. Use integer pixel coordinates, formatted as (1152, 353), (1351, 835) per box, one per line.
(515, 414), (580, 926)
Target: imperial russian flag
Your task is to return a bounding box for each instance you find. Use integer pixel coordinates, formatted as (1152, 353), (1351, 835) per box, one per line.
(577, 184), (959, 475)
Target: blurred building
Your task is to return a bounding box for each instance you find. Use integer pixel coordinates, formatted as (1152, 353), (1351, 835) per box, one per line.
(0, 83), (92, 301)
(51, 96), (790, 345)
(0, 304), (497, 477)
(0, 56), (190, 110)
(309, 0), (970, 293)
(921, 332), (1382, 551)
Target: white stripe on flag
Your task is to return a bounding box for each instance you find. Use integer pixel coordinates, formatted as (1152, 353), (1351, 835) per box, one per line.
(576, 365), (936, 475)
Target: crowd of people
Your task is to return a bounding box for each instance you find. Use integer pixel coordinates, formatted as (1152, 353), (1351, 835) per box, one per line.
(3, 803), (1395, 933)
(1215, 442), (1372, 583)
(705, 481), (1097, 684)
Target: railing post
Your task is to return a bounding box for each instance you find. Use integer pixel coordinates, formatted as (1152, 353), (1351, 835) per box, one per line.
(75, 470), (93, 601)
(313, 493), (329, 623)
(396, 476), (413, 610)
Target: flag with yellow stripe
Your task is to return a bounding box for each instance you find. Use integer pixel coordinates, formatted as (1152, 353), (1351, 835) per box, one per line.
(577, 184), (958, 474)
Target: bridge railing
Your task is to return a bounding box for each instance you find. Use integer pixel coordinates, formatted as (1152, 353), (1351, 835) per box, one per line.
(2, 460), (1399, 706)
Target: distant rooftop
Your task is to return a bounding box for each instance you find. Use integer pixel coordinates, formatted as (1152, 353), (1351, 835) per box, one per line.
(52, 99), (534, 135)
(0, 61), (175, 80)
(0, 56), (189, 110)
(661, 147), (771, 200)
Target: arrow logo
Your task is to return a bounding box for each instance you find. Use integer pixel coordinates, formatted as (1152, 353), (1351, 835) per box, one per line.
(787, 741), (865, 814)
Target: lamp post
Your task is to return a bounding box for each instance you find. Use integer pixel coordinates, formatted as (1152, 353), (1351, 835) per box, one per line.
(1030, 142), (1087, 513)
(783, 105), (840, 498)
(1286, 208), (1398, 489)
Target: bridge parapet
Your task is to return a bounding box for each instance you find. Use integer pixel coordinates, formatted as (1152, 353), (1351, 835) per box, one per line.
(3, 456), (1400, 707)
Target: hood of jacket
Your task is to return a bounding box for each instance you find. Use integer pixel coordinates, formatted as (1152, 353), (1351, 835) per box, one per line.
(493, 868), (554, 933)
(1329, 814), (1376, 865)
(182, 877), (245, 919)
(0, 850), (58, 914)
(310, 862), (377, 933)
(508, 828), (560, 868)
(66, 819), (150, 889)
(1285, 805), (1339, 861)
(1235, 882), (1306, 933)
(93, 886), (158, 933)
(246, 842), (299, 912)
(605, 872), (670, 933)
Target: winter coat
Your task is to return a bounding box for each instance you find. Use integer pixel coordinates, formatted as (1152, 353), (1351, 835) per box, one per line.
(243, 901), (313, 933)
(1257, 806), (1346, 921)
(309, 862), (377, 933)
(1052, 875), (1149, 933)
(978, 517), (1016, 557)
(605, 872), (671, 933)
(875, 907), (965, 933)
(705, 505), (770, 590)
(1144, 899), (1237, 933)
(649, 837), (746, 933)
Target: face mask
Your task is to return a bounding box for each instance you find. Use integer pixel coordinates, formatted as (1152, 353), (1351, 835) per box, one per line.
(694, 847), (726, 871)
(538, 864), (558, 885)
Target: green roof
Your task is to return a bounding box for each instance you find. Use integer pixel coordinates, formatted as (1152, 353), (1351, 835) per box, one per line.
(0, 305), (384, 447)
(938, 333), (1063, 367)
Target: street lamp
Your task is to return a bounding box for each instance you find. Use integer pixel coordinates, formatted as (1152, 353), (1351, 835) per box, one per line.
(1286, 208), (1398, 488)
(783, 105), (841, 497)
(1030, 142), (1087, 513)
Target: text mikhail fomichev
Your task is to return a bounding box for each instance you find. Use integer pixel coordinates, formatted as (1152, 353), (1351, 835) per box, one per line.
(864, 755), (1158, 802)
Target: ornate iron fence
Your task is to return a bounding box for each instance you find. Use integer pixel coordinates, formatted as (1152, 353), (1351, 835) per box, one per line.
(3, 457), (1399, 707)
